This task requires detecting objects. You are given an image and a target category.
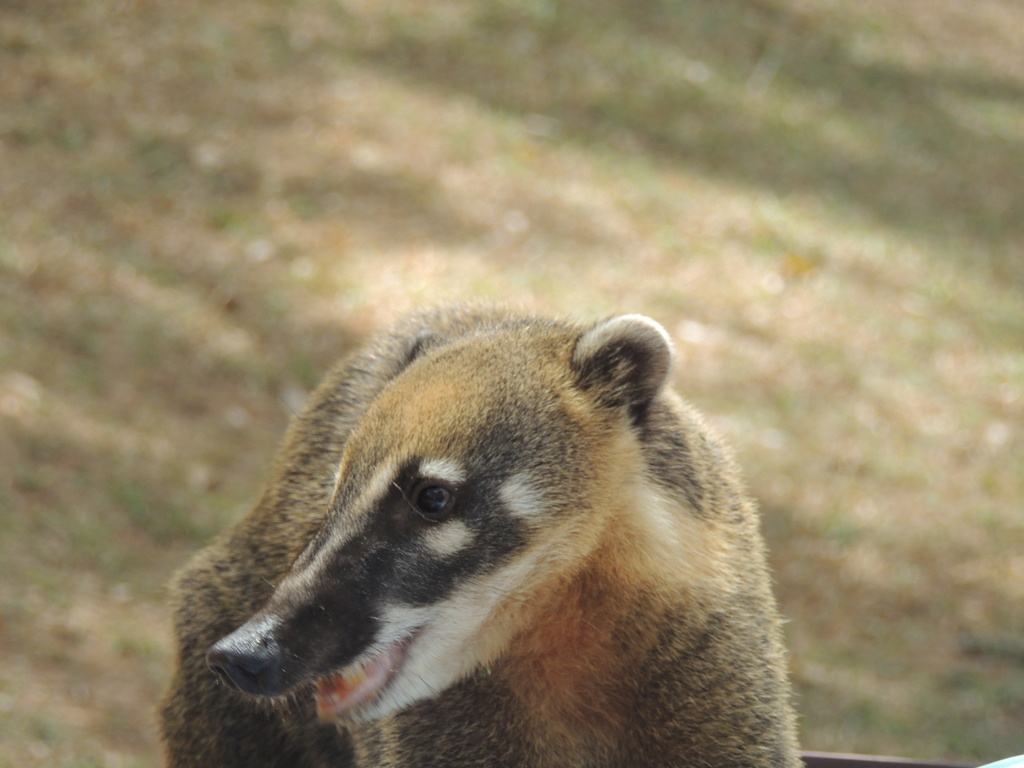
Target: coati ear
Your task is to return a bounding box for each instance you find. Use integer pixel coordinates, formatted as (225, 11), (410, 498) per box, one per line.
(571, 314), (674, 423)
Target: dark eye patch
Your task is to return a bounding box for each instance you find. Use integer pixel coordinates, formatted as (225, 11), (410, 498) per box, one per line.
(354, 473), (534, 607)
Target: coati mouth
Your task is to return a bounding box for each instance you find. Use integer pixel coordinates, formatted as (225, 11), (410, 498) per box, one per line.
(314, 634), (415, 720)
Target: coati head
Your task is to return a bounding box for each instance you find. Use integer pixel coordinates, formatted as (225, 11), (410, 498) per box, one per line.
(207, 314), (674, 723)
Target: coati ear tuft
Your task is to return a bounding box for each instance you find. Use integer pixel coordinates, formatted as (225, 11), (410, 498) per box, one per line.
(403, 330), (441, 366)
(378, 329), (444, 382)
(571, 314), (674, 423)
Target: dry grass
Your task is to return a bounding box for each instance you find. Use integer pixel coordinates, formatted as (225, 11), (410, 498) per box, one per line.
(1, 0), (1022, 765)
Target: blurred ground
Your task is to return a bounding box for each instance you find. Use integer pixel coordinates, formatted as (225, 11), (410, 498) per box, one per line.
(0, 1), (1022, 766)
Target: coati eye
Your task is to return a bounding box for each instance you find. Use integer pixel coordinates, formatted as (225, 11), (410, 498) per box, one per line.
(412, 483), (454, 520)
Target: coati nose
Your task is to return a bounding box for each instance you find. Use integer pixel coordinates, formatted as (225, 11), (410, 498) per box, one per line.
(206, 619), (285, 697)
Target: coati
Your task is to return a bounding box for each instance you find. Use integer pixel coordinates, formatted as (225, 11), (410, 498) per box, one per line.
(160, 305), (801, 768)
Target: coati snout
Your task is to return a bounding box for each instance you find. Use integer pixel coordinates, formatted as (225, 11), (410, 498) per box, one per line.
(207, 617), (285, 697)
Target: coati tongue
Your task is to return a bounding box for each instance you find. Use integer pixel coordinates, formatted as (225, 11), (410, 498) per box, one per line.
(315, 642), (406, 720)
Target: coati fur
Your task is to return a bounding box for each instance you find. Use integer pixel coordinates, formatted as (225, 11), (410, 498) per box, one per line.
(160, 305), (801, 768)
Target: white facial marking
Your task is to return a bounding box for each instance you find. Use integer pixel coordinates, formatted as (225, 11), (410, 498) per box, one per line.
(359, 460), (402, 510)
(284, 459), (400, 595)
(499, 472), (549, 520)
(378, 604), (431, 645)
(420, 519), (474, 557)
(358, 541), (551, 722)
(418, 457), (466, 484)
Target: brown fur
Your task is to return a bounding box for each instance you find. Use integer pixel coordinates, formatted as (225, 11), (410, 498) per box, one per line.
(160, 305), (801, 768)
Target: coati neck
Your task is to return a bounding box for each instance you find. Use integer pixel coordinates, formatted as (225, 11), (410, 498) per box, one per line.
(496, 527), (675, 764)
